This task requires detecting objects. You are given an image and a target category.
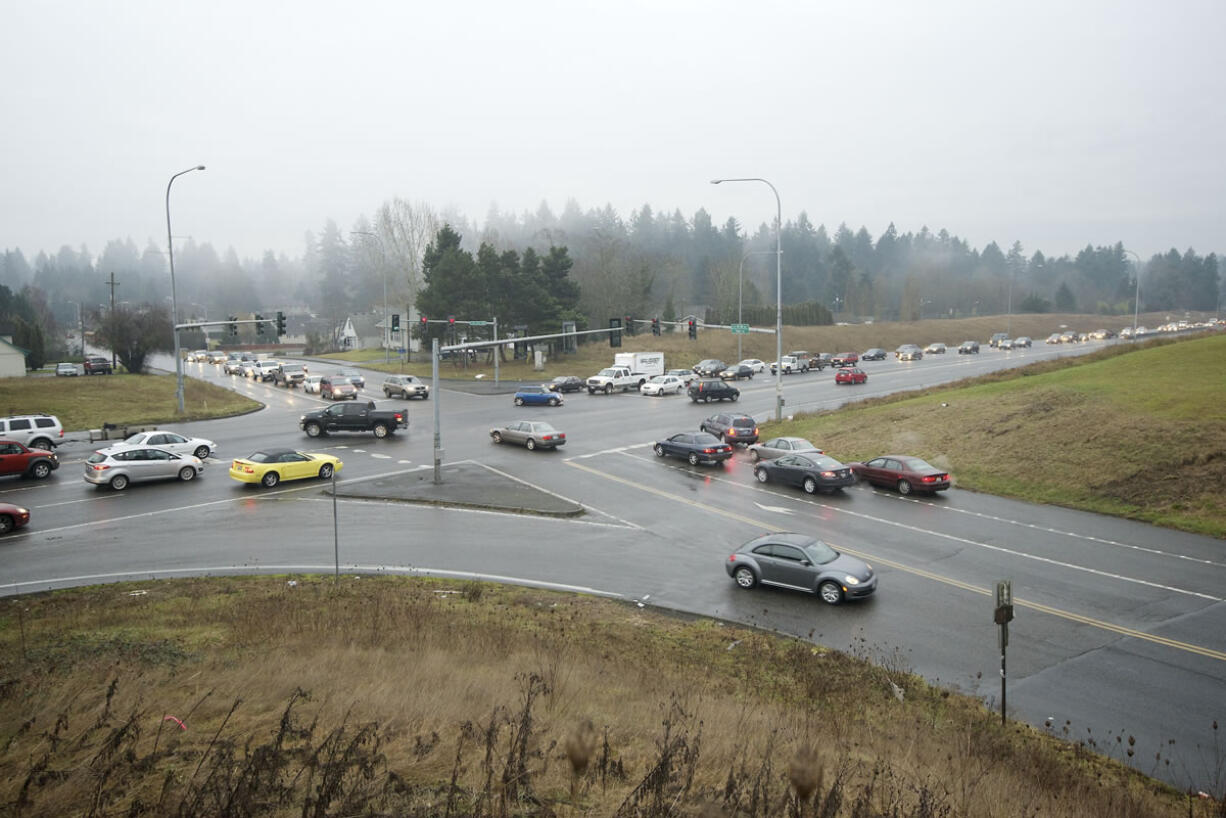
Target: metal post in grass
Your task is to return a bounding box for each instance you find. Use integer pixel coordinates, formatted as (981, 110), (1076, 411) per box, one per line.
(432, 337), (443, 485)
(332, 465), (339, 579)
(994, 580), (1014, 726)
(493, 316), (499, 386)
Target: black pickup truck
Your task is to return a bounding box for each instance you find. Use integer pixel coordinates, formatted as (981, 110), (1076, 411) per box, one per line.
(299, 402), (408, 439)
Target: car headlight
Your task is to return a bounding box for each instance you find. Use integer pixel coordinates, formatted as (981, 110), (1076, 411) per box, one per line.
(843, 575), (860, 585)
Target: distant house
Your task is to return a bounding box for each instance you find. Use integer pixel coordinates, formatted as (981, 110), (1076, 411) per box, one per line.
(0, 336), (28, 377)
(338, 315), (382, 350)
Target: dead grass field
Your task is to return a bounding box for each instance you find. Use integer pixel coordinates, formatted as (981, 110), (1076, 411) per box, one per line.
(762, 333), (1226, 537)
(1, 576), (1217, 817)
(0, 374), (262, 431)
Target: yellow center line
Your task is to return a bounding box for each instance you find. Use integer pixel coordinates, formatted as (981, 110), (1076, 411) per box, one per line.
(565, 460), (1226, 663)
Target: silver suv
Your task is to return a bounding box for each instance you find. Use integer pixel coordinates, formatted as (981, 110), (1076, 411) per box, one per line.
(0, 414), (64, 450)
(382, 375), (430, 400)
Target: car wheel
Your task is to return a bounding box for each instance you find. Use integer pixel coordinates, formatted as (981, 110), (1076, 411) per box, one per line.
(755, 467), (768, 483)
(110, 474), (129, 491)
(898, 479), (913, 495)
(526, 439), (537, 451)
(0, 515), (12, 534)
(604, 384), (612, 395)
(588, 388), (595, 395)
(653, 443), (665, 457)
(30, 437), (52, 451)
(305, 423), (323, 438)
(492, 431), (503, 444)
(514, 397), (525, 406)
(818, 581), (843, 605)
(733, 566), (757, 589)
(30, 461), (52, 479)
(750, 449), (761, 462)
(687, 452), (700, 466)
(319, 463), (334, 479)
(261, 471), (280, 488)
(193, 445), (211, 459)
(373, 423), (389, 439)
(549, 398), (559, 406)
(730, 394), (738, 401)
(179, 466), (196, 482)
(803, 476), (818, 495)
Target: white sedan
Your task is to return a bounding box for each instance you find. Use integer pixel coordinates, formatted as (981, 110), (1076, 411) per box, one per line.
(303, 375), (323, 394)
(738, 358), (767, 373)
(640, 375), (686, 396)
(120, 430), (215, 460)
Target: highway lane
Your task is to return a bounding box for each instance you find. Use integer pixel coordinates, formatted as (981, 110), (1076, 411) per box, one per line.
(7, 337), (1223, 788)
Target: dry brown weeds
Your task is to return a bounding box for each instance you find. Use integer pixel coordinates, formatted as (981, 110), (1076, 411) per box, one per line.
(0, 576), (1218, 817)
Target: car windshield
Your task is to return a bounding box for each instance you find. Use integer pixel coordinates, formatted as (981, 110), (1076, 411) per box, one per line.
(802, 540), (840, 565)
(597, 368), (618, 376)
(649, 376), (668, 383)
(900, 457), (935, 471)
(732, 418), (754, 428)
(694, 432), (722, 445)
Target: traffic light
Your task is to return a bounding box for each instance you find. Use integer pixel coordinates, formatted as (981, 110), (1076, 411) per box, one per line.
(688, 319), (697, 340)
(275, 310), (286, 336)
(651, 318), (660, 336)
(448, 316), (455, 326)
(227, 316), (238, 336)
(420, 315), (428, 327)
(391, 313), (400, 333)
(624, 316), (634, 336)
(609, 317), (622, 348)
(255, 313), (266, 335)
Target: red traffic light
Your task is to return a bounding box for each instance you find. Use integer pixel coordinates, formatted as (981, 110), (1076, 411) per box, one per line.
(448, 316), (455, 325)
(420, 315), (427, 324)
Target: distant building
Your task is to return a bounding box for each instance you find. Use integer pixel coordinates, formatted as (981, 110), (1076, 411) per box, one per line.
(0, 336), (28, 377)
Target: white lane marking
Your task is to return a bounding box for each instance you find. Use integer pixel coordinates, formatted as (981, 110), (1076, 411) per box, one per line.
(1, 565), (624, 599)
(397, 460), (412, 464)
(462, 459), (643, 529)
(371, 453), (392, 459)
(34, 494), (123, 509)
(0, 484), (49, 495)
(880, 491), (1226, 569)
(613, 450), (1224, 602)
(753, 502), (793, 514)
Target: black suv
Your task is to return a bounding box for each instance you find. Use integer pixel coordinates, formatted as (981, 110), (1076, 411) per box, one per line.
(693, 359), (728, 378)
(699, 413), (759, 446)
(958, 340), (980, 354)
(688, 379), (740, 403)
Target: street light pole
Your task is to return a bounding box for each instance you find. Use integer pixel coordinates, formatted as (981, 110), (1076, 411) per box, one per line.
(166, 164), (205, 414)
(737, 250), (772, 363)
(351, 231), (389, 364)
(1123, 249), (1142, 338)
(712, 178), (784, 421)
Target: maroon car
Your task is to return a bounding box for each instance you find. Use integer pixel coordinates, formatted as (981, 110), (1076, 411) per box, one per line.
(0, 501), (31, 534)
(831, 352), (859, 367)
(0, 439), (59, 480)
(849, 455), (951, 495)
(834, 367), (867, 385)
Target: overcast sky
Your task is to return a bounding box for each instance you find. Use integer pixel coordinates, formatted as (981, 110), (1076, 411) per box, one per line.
(3, 0), (1223, 265)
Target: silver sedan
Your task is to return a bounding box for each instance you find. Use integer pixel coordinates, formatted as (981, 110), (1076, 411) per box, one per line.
(747, 436), (824, 462)
(489, 420), (566, 451)
(84, 446), (205, 490)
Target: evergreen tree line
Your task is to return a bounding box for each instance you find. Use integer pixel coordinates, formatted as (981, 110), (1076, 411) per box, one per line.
(2, 197), (1222, 368)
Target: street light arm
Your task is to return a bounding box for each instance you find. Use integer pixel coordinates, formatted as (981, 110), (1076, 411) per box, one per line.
(165, 164), (204, 414)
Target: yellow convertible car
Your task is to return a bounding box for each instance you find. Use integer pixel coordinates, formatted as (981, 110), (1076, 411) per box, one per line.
(229, 448), (343, 488)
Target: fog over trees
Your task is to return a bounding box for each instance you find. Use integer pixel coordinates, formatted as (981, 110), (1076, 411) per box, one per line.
(1, 198), (1221, 365)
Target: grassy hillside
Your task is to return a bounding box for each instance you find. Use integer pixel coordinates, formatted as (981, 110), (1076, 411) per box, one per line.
(764, 333), (1226, 536)
(0, 576), (1213, 817)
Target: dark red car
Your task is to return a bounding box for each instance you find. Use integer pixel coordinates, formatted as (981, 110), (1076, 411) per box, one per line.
(0, 501), (31, 534)
(0, 439), (59, 480)
(831, 352), (859, 367)
(834, 367), (867, 385)
(849, 455), (950, 495)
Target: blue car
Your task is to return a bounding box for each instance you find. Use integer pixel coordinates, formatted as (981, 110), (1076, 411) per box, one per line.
(514, 385), (563, 407)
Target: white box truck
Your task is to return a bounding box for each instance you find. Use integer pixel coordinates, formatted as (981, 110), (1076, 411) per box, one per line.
(614, 352), (664, 378)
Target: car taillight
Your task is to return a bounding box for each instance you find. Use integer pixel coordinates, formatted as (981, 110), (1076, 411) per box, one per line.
(557, 433), (565, 439)
(542, 435), (553, 441)
(752, 427), (759, 436)
(394, 413), (403, 422)
(821, 470), (835, 478)
(922, 475), (938, 483)
(91, 463), (109, 471)
(727, 429), (737, 436)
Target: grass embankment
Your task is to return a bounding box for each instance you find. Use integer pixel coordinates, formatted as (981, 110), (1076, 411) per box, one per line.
(764, 333), (1226, 537)
(1, 576), (1212, 817)
(317, 311), (1200, 382)
(0, 374), (261, 431)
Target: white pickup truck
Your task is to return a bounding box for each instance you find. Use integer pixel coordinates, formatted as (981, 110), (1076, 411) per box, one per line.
(587, 366), (648, 394)
(769, 355), (800, 375)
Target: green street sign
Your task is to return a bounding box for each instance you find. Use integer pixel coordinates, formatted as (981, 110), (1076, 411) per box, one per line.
(731, 323), (750, 334)
(469, 320), (488, 326)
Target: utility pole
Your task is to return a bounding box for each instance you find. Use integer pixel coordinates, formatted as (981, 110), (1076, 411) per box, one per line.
(106, 271), (120, 370)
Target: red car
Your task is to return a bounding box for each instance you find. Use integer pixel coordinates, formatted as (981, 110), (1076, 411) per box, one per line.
(0, 501), (31, 534)
(0, 439), (59, 480)
(849, 455), (951, 495)
(834, 367), (867, 385)
(831, 352), (860, 367)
